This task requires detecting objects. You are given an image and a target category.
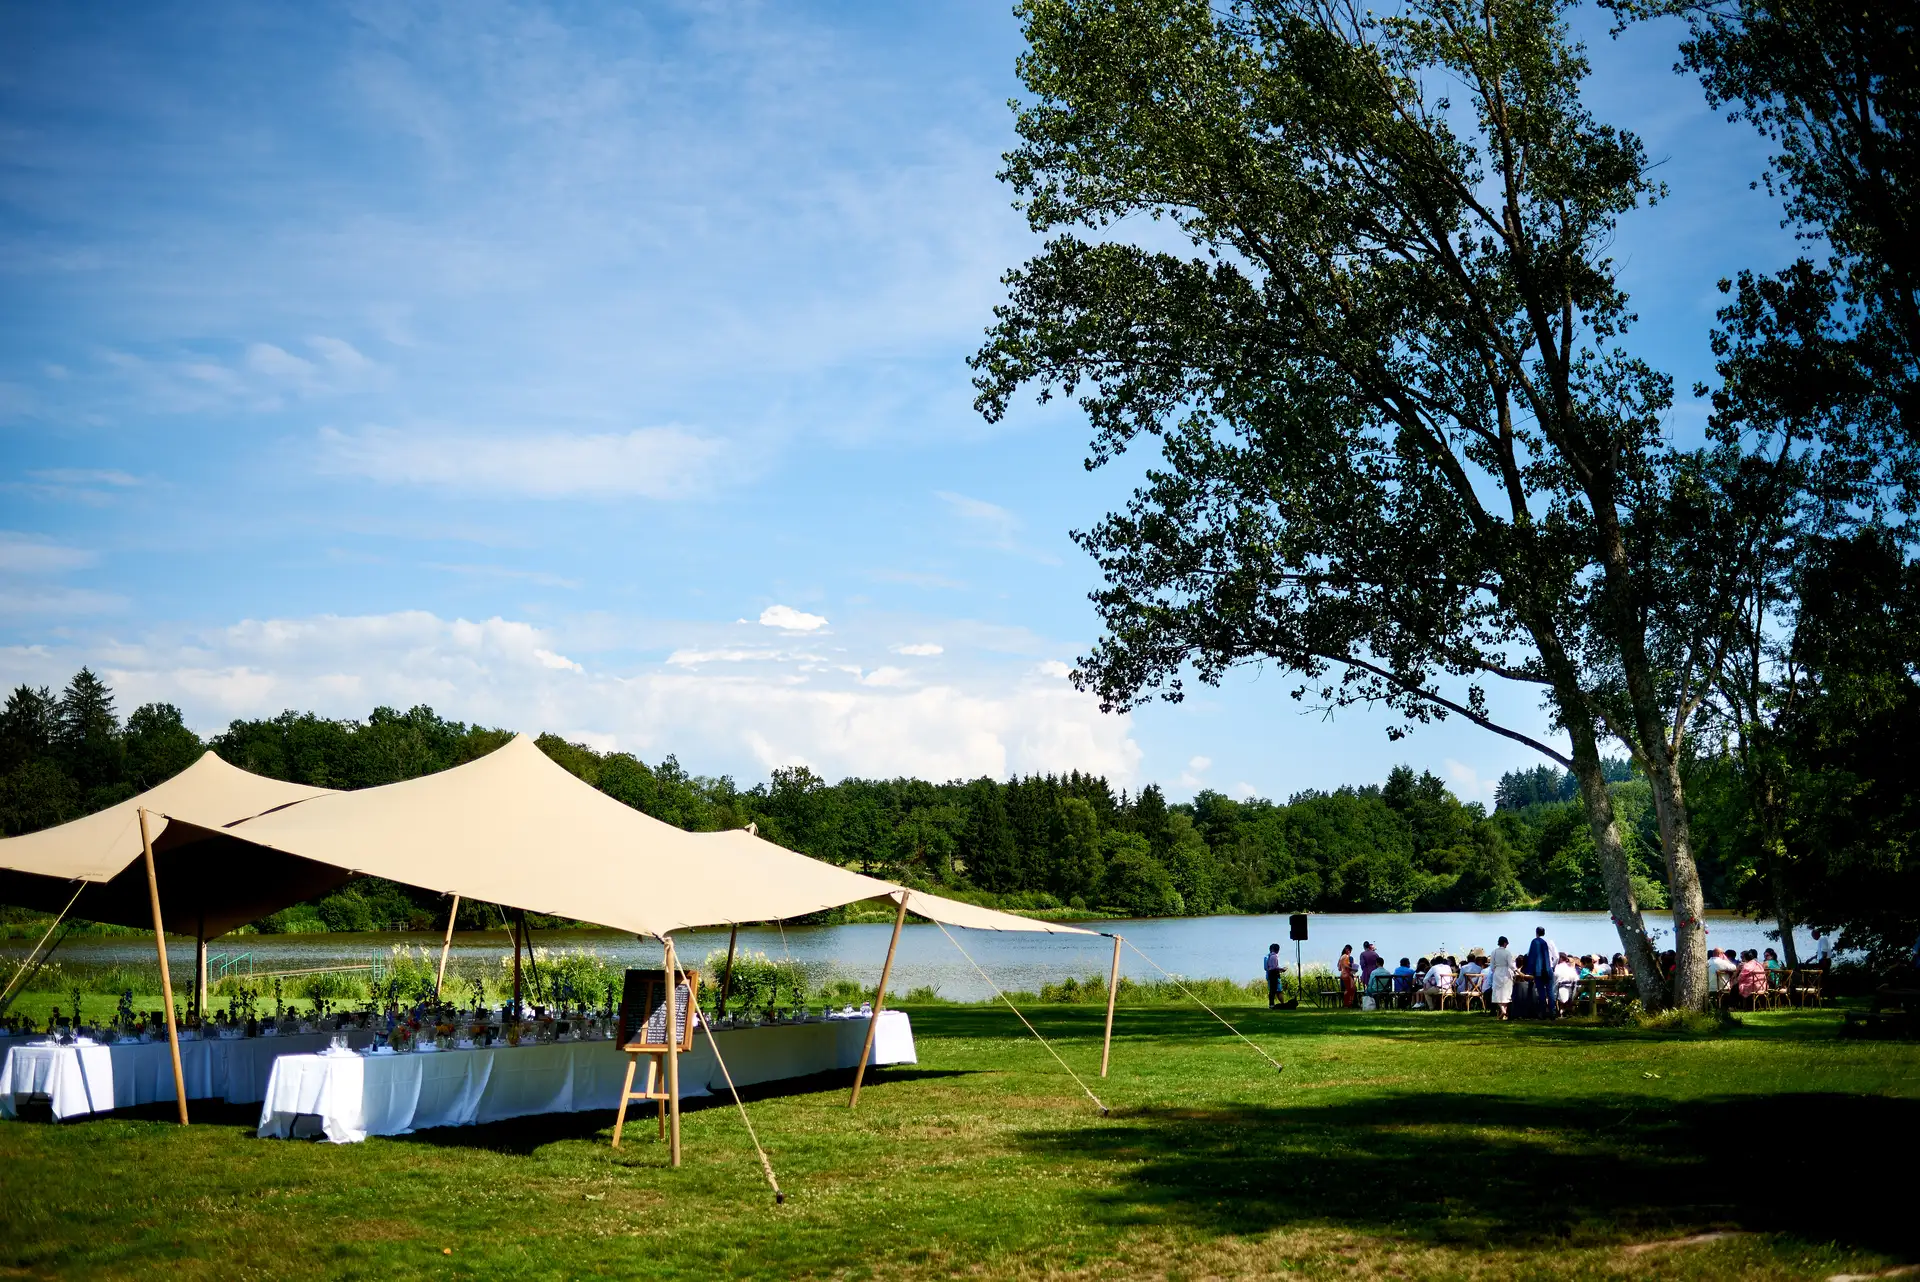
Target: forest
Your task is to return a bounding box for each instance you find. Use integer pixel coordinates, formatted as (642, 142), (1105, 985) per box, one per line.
(4, 669), (1768, 937)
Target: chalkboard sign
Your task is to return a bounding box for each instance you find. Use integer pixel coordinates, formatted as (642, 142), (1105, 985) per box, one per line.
(616, 967), (700, 1053)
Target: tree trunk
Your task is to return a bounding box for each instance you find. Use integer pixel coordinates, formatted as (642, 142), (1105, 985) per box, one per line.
(1646, 756), (1710, 1010)
(1567, 735), (1665, 1006)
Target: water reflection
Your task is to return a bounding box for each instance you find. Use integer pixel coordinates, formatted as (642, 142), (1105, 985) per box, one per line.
(11, 910), (1802, 1003)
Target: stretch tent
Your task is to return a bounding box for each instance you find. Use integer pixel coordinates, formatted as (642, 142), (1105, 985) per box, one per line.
(0, 752), (348, 938)
(150, 734), (1096, 940)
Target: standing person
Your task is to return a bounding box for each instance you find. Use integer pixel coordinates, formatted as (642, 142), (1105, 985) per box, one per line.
(1526, 927), (1556, 1018)
(1488, 936), (1516, 1021)
(1359, 941), (1383, 989)
(1264, 943), (1285, 1009)
(1338, 944), (1358, 1008)
(1812, 930), (1834, 972)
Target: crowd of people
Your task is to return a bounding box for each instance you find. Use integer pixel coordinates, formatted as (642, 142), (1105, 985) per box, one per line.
(1261, 926), (1835, 1019)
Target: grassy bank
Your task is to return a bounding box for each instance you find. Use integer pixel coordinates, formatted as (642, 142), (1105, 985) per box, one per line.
(1, 1003), (1914, 1279)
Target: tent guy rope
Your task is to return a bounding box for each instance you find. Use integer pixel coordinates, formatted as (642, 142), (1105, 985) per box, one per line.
(1122, 937), (1284, 1074)
(699, 1018), (785, 1204)
(0, 881), (85, 1015)
(932, 919), (1109, 1115)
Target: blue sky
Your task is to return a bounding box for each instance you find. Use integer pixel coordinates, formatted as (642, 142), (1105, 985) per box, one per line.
(0, 1), (1795, 802)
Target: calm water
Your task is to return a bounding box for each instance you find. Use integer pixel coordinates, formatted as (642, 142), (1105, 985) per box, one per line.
(14, 911), (1806, 1002)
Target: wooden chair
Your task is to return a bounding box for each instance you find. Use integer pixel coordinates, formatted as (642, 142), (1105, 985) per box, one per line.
(1458, 972), (1487, 1013)
(611, 966), (701, 1149)
(1789, 967), (1825, 1009)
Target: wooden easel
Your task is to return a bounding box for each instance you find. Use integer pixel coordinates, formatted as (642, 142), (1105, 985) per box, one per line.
(611, 948), (700, 1162)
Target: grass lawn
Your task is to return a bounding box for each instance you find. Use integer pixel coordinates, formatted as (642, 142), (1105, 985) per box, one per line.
(1, 1002), (1914, 1280)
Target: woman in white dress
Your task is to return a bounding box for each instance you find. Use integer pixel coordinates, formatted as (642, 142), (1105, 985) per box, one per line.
(1487, 936), (1516, 1021)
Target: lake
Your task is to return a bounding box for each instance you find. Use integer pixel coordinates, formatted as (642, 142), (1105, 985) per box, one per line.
(14, 910), (1808, 1002)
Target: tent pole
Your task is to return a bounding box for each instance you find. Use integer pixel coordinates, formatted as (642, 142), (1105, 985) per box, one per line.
(139, 808), (189, 1126)
(1101, 933), (1122, 1078)
(434, 895), (460, 1001)
(512, 911), (524, 1020)
(664, 935), (682, 1168)
(716, 924), (738, 1019)
(849, 892), (908, 1108)
(194, 916), (206, 1023)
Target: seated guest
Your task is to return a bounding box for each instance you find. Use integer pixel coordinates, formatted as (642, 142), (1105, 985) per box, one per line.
(1423, 955), (1455, 1006)
(1460, 953), (1486, 989)
(1552, 952), (1580, 1009)
(1392, 958), (1415, 1002)
(1737, 949), (1769, 1001)
(1591, 954), (1611, 977)
(1611, 952), (1630, 977)
(1660, 950), (1678, 978)
(1763, 947), (1782, 973)
(1707, 948), (1739, 994)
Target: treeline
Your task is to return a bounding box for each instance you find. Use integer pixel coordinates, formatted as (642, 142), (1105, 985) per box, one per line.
(5, 670), (1737, 932)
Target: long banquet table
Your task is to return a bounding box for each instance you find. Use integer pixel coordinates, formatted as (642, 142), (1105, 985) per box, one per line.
(257, 1011), (917, 1143)
(0, 1030), (375, 1121)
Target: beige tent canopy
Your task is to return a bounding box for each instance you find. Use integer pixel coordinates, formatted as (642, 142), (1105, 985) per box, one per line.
(0, 752), (349, 938)
(150, 734), (1092, 939)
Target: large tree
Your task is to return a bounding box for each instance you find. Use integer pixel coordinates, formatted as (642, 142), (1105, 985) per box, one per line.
(972, 0), (1739, 1004)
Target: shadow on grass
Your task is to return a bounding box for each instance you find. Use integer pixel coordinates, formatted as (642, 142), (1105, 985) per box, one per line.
(379, 1066), (977, 1155)
(1017, 1089), (1919, 1257)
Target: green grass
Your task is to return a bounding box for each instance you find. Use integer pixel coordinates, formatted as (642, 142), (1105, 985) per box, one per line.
(0, 1003), (1914, 1280)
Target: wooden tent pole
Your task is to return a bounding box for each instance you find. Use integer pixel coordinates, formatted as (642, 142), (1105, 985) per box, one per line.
(194, 911), (207, 1023)
(716, 924), (738, 1019)
(849, 892), (908, 1108)
(664, 935), (682, 1168)
(139, 808), (189, 1126)
(1101, 933), (1122, 1078)
(511, 911), (524, 1019)
(434, 895), (461, 1001)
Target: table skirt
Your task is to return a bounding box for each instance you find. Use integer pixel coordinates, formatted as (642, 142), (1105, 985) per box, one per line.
(258, 1012), (916, 1143)
(0, 1031), (371, 1120)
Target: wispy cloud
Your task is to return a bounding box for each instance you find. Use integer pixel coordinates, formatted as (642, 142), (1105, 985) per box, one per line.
(936, 491), (1061, 565)
(321, 425), (731, 499)
(0, 532), (98, 575)
(423, 562), (581, 589)
(892, 642), (942, 656)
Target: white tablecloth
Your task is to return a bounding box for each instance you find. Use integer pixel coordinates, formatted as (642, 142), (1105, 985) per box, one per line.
(258, 1012), (917, 1143)
(0, 1031), (372, 1120)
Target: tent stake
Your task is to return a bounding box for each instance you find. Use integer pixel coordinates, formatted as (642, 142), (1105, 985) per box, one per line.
(1101, 933), (1122, 1078)
(716, 923), (738, 1019)
(434, 894), (460, 1000)
(849, 892), (908, 1108)
(664, 935), (682, 1168)
(139, 808), (189, 1126)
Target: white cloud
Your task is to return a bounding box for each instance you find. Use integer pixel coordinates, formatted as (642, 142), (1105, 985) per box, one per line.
(1445, 758), (1498, 801)
(0, 533), (97, 575)
(758, 604), (828, 632)
(533, 648), (582, 672)
(892, 642), (942, 656)
(1188, 755), (1212, 772)
(320, 424), (730, 499)
(1036, 659), (1072, 679)
(859, 666), (910, 687)
(0, 609), (1144, 785)
(1178, 754), (1213, 790)
(1234, 781), (1259, 799)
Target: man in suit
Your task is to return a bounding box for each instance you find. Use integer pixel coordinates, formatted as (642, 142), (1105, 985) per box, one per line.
(1526, 927), (1557, 1018)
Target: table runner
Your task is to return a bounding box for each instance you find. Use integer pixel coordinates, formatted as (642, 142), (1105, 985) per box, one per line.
(258, 1012), (916, 1143)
